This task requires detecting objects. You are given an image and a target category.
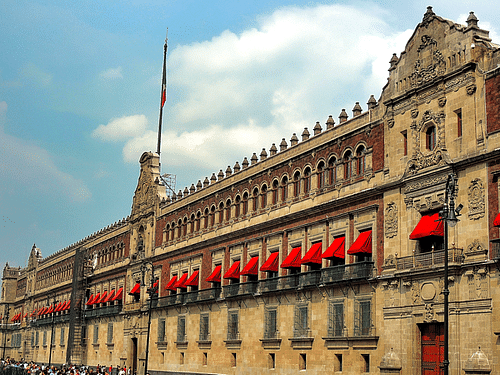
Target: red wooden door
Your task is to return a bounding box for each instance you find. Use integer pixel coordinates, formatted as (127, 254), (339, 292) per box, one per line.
(421, 323), (444, 375)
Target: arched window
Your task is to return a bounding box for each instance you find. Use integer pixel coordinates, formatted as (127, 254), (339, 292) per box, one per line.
(272, 180), (279, 205)
(261, 185), (267, 208)
(243, 192), (249, 215)
(210, 206), (216, 227)
(190, 214), (196, 234)
(226, 199), (232, 221)
(178, 219), (183, 238)
(328, 157), (337, 185)
(344, 151), (352, 179)
(196, 211), (201, 232)
(317, 161), (325, 189)
(426, 126), (436, 150)
(183, 217), (188, 237)
(356, 145), (366, 176)
(235, 195), (241, 218)
(303, 167), (311, 194)
(204, 208), (209, 229)
(219, 202), (224, 224)
(253, 187), (259, 211)
(293, 171), (301, 197)
(281, 176), (288, 202)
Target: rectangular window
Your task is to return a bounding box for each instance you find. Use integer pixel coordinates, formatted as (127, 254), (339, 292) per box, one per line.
(93, 325), (99, 344)
(269, 353), (276, 369)
(227, 310), (239, 340)
(336, 354), (343, 372)
(402, 130), (408, 156)
(354, 300), (372, 336)
(202, 352), (208, 366)
(456, 108), (462, 137)
(328, 302), (344, 337)
(294, 305), (309, 338)
(60, 327), (65, 346)
(231, 352), (237, 367)
(31, 332), (35, 347)
(35, 331), (39, 346)
(177, 316), (186, 343)
(362, 354), (370, 372)
(158, 318), (166, 342)
(199, 313), (210, 341)
(107, 323), (113, 344)
(264, 308), (278, 339)
(43, 331), (47, 346)
(299, 353), (307, 370)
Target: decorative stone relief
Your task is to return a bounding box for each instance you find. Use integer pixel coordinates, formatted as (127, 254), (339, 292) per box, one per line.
(385, 202), (398, 238)
(409, 36), (446, 88)
(424, 303), (435, 322)
(411, 281), (420, 305)
(382, 254), (396, 269)
(466, 84), (477, 95)
(438, 97), (447, 107)
(411, 109), (419, 118)
(468, 178), (485, 220)
(421, 282), (437, 301)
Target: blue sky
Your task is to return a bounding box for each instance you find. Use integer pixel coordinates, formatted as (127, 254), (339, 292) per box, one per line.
(1, 0), (498, 268)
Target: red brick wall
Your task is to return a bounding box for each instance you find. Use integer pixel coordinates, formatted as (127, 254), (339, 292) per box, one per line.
(486, 73), (500, 134)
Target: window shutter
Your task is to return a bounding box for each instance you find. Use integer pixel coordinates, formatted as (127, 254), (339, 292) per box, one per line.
(199, 314), (209, 341)
(107, 323), (113, 343)
(158, 318), (165, 342)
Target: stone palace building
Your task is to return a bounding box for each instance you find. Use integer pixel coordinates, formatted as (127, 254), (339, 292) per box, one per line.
(2, 7), (500, 375)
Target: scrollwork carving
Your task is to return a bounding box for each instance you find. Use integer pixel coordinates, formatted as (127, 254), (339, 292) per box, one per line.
(385, 203), (398, 238)
(468, 178), (485, 220)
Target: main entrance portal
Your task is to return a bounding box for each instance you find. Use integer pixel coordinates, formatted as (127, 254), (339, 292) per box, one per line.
(420, 323), (444, 375)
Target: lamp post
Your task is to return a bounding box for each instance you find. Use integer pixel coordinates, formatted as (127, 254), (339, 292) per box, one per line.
(440, 173), (462, 375)
(2, 304), (9, 359)
(141, 262), (158, 375)
(48, 295), (57, 369)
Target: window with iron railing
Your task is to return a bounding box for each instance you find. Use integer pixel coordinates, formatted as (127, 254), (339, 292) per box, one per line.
(227, 310), (239, 341)
(93, 325), (99, 344)
(354, 299), (373, 336)
(264, 308), (278, 339)
(107, 323), (113, 344)
(177, 315), (187, 343)
(199, 313), (210, 341)
(158, 318), (166, 342)
(293, 305), (309, 338)
(60, 327), (65, 346)
(328, 301), (345, 337)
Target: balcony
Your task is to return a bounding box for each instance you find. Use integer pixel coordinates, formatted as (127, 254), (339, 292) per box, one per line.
(320, 262), (374, 284)
(84, 304), (122, 319)
(491, 240), (500, 260)
(156, 288), (222, 308)
(395, 248), (463, 271)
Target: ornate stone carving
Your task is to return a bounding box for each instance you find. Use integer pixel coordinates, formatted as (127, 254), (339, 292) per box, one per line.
(411, 109), (419, 118)
(424, 303), (435, 322)
(468, 178), (485, 220)
(466, 84), (477, 95)
(466, 239), (487, 256)
(405, 149), (448, 176)
(382, 254), (396, 269)
(387, 119), (395, 128)
(404, 174), (449, 194)
(438, 97), (447, 107)
(411, 281), (420, 304)
(409, 36), (446, 88)
(385, 203), (398, 238)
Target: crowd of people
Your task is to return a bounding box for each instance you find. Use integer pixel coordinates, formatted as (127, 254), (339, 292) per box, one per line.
(0, 358), (131, 375)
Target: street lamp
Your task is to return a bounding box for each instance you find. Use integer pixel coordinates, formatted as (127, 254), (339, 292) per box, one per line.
(440, 173), (462, 375)
(2, 304), (9, 359)
(48, 295), (57, 369)
(141, 262), (158, 375)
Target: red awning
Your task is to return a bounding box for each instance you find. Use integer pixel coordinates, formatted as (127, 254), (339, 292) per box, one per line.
(97, 291), (108, 304)
(280, 247), (302, 269)
(113, 287), (123, 301)
(30, 310), (37, 317)
(174, 273), (189, 289)
(322, 237), (345, 259)
(103, 290), (115, 303)
(301, 243), (322, 265)
(494, 213), (500, 227)
(223, 261), (241, 279)
(241, 257), (259, 276)
(86, 294), (94, 306)
(37, 307), (45, 316)
(11, 314), (18, 322)
(90, 293), (101, 305)
(260, 252), (279, 272)
(64, 301), (71, 311)
(409, 213), (443, 240)
(152, 281), (159, 293)
(185, 271), (200, 287)
(206, 266), (222, 283)
(23, 313), (28, 319)
(347, 231), (372, 255)
(47, 305), (54, 314)
(165, 276), (178, 291)
(129, 283), (141, 295)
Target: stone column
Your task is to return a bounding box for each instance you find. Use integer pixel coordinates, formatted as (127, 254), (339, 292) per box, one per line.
(379, 348), (402, 375)
(463, 347), (491, 374)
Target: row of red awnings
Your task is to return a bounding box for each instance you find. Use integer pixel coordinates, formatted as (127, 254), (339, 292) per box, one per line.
(11, 301), (74, 321)
(87, 287), (123, 305)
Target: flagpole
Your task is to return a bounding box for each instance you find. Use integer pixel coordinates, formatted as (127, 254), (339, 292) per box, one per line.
(157, 29), (168, 156)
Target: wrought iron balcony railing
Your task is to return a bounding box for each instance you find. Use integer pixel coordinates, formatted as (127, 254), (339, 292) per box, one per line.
(395, 248), (463, 270)
(84, 304), (122, 319)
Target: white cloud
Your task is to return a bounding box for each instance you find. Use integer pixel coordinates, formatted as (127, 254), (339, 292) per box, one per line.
(99, 67), (123, 80)
(0, 102), (91, 202)
(108, 4), (412, 172)
(19, 63), (53, 87)
(92, 114), (148, 142)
